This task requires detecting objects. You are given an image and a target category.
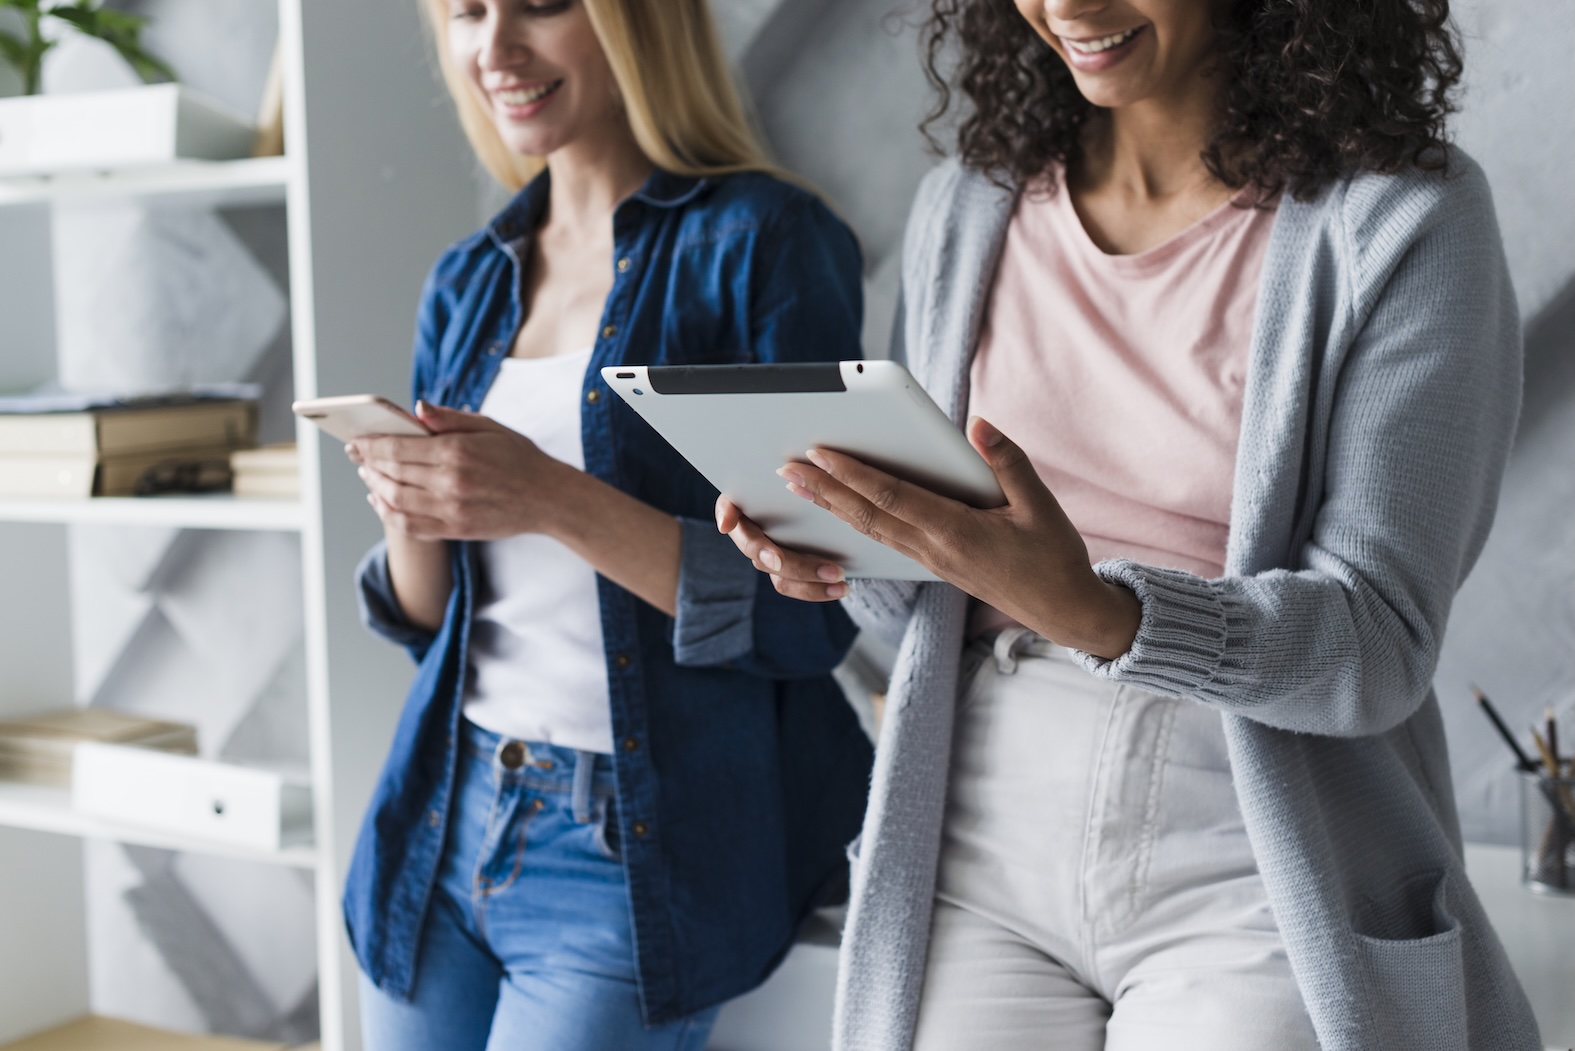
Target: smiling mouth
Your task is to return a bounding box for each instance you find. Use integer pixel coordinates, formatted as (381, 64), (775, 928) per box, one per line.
(494, 80), (563, 107)
(1063, 27), (1144, 55)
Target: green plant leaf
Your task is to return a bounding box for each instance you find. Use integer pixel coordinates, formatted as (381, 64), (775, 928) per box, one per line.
(46, 3), (175, 84)
(0, 30), (26, 68)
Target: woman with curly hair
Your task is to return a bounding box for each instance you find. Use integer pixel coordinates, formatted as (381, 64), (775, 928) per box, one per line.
(719, 0), (1540, 1048)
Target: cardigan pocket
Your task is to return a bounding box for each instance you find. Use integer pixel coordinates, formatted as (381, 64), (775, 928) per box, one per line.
(1350, 870), (1466, 1051)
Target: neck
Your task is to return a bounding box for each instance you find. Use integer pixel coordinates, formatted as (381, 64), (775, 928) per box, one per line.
(542, 119), (653, 236)
(1076, 73), (1224, 202)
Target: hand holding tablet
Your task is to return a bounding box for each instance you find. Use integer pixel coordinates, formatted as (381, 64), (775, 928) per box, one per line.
(601, 361), (1003, 581)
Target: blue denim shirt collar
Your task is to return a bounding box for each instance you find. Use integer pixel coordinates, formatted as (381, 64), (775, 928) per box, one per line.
(486, 168), (712, 248)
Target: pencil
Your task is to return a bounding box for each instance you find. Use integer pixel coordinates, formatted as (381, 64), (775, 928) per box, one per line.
(1547, 707), (1562, 777)
(1473, 685), (1537, 772)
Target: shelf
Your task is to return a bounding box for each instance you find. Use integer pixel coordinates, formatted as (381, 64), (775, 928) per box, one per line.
(0, 495), (304, 531)
(0, 157), (290, 210)
(1, 1013), (293, 1049)
(0, 781), (317, 870)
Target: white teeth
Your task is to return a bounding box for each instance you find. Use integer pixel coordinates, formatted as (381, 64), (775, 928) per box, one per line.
(496, 81), (559, 106)
(1066, 28), (1140, 54)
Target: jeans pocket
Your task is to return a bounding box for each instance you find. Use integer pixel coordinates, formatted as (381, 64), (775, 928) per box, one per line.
(1351, 870), (1466, 1050)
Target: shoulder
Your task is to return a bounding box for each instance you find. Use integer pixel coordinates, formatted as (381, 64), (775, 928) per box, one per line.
(903, 159), (1015, 246)
(896, 159), (1016, 319)
(678, 170), (858, 256)
(1283, 149), (1502, 308)
(419, 225), (498, 308)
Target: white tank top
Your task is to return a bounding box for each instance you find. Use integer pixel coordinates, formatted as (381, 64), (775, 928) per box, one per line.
(460, 348), (613, 754)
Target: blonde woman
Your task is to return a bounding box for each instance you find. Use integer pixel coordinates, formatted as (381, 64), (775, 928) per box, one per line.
(344, 1), (872, 1047)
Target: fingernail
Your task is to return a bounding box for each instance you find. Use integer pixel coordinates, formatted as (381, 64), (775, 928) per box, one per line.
(817, 564), (844, 583)
(777, 467), (806, 488)
(415, 400), (430, 416)
(826, 583), (846, 599)
(761, 549), (781, 572)
(805, 449), (831, 471)
(357, 466), (368, 479)
(787, 482), (814, 501)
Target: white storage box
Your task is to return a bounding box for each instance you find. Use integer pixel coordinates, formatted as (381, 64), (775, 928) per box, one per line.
(0, 84), (256, 177)
(72, 742), (311, 851)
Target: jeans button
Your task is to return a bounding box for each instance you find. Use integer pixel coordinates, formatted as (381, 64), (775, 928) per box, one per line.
(499, 741), (526, 769)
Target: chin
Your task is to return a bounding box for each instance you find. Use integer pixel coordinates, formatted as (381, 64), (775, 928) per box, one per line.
(496, 127), (564, 157)
(1069, 75), (1144, 111)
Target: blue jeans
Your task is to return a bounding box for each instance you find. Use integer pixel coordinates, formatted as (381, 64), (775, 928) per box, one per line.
(359, 719), (720, 1051)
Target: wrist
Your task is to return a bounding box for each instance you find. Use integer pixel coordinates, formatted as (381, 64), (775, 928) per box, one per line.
(1075, 578), (1141, 660)
(533, 458), (582, 540)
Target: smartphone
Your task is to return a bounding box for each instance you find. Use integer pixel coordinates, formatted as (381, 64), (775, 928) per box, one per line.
(291, 395), (431, 443)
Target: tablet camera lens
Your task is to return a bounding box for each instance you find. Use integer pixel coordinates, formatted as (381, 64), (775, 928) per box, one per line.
(856, 363), (864, 373)
(633, 388), (644, 396)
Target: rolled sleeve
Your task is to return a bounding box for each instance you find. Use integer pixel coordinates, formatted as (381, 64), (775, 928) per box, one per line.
(356, 540), (439, 659)
(672, 516), (759, 666)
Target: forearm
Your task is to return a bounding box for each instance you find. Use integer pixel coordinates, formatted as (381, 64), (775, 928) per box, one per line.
(543, 463), (680, 617)
(384, 528), (452, 632)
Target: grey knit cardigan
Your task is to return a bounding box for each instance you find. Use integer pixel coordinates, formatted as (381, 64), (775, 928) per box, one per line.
(832, 153), (1541, 1051)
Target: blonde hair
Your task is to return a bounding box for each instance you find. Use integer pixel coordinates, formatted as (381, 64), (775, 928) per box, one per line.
(421, 0), (788, 191)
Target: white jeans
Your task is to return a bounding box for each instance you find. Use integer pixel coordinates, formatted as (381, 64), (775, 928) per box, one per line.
(912, 630), (1320, 1051)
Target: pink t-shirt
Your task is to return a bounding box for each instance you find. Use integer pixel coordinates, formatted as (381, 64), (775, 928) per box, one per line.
(968, 183), (1277, 635)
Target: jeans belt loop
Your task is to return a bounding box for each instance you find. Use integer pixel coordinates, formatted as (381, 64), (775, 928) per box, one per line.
(992, 625), (1037, 675)
(571, 750), (597, 824)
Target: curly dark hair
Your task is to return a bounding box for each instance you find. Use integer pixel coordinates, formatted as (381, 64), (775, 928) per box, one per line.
(920, 0), (1465, 200)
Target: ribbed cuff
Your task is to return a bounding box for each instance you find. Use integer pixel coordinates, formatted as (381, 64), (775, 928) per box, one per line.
(839, 578), (919, 647)
(672, 516), (758, 666)
(1073, 558), (1230, 696)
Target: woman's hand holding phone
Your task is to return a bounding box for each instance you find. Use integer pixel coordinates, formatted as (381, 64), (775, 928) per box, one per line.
(718, 415), (1141, 660)
(349, 401), (570, 542)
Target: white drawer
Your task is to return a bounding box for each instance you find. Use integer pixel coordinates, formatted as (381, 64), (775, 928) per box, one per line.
(71, 742), (310, 851)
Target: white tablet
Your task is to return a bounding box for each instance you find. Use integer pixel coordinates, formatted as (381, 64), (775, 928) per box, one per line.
(601, 360), (1004, 580)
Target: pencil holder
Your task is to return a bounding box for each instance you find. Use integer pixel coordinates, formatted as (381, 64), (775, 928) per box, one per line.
(1519, 769), (1575, 896)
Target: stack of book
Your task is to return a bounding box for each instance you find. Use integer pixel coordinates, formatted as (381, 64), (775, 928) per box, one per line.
(0, 707), (198, 788)
(0, 388), (258, 499)
(229, 442), (299, 499)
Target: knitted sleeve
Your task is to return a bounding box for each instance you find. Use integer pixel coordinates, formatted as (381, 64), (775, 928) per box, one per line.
(1077, 159), (1522, 738)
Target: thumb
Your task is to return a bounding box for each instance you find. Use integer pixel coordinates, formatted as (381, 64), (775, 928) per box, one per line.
(415, 400), (490, 434)
(968, 416), (1042, 507)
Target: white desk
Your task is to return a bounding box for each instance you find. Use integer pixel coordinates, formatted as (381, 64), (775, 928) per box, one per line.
(1466, 843), (1575, 1050)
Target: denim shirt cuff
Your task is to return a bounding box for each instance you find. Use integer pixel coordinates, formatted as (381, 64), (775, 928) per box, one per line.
(672, 516), (757, 666)
(356, 539), (439, 653)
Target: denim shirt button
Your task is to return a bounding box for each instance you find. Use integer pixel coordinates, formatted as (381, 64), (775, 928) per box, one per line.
(632, 821), (650, 838)
(602, 324), (618, 339)
(426, 809), (441, 828)
(461, 403), (473, 412)
(616, 257), (630, 272)
(622, 737), (640, 752)
(586, 389), (601, 405)
(614, 652), (631, 668)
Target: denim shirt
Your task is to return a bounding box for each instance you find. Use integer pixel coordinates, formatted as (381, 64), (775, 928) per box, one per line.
(345, 169), (875, 1023)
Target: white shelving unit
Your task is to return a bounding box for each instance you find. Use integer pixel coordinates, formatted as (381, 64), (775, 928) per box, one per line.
(0, 781), (318, 870)
(0, 495), (304, 531)
(0, 2), (479, 1048)
(0, 156), (289, 209)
